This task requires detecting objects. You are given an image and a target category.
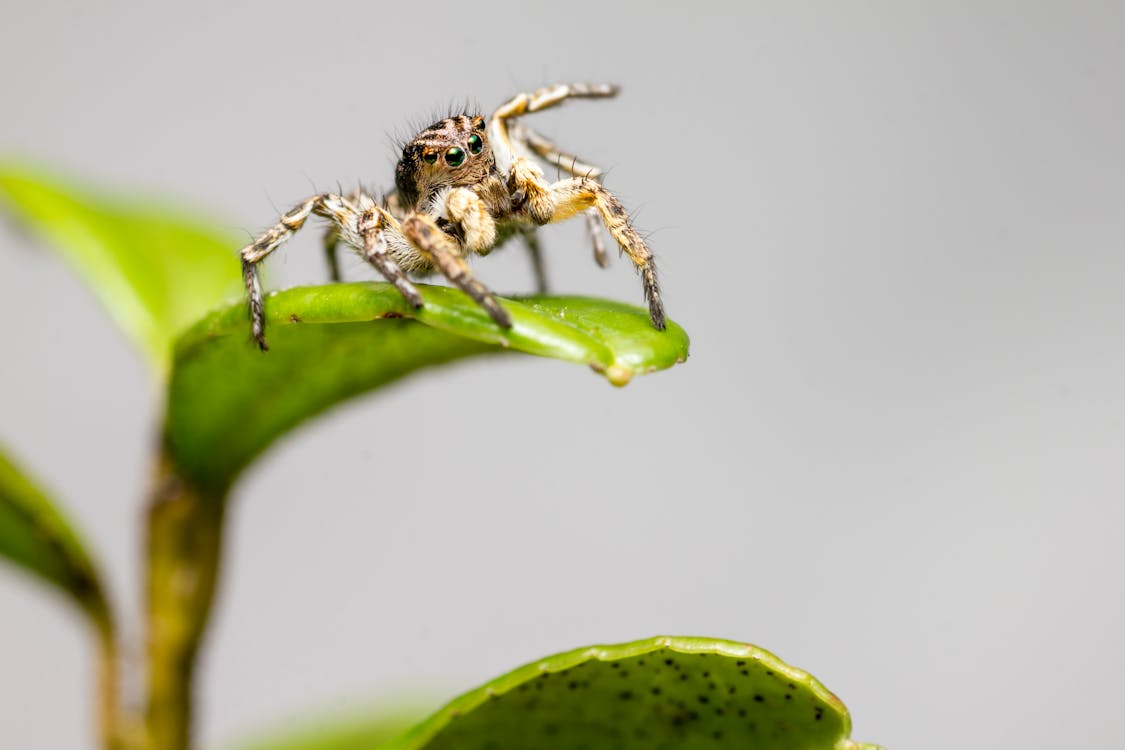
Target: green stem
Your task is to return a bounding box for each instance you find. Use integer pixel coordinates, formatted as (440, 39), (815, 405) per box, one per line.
(143, 457), (227, 750)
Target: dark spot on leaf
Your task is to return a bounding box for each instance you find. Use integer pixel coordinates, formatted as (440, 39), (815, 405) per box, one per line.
(785, 693), (792, 701)
(568, 681), (578, 690)
(289, 313), (301, 323)
(619, 690), (633, 701)
(697, 695), (709, 704)
(651, 686), (662, 696)
(736, 660), (746, 667)
(815, 707), (824, 721)
(379, 311), (404, 319)
(754, 694), (765, 703)
(713, 731), (724, 740)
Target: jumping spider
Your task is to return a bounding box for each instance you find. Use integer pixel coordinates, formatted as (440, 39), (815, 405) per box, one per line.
(240, 83), (666, 351)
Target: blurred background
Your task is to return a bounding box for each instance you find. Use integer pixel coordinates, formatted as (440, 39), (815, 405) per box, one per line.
(2, 2), (1124, 749)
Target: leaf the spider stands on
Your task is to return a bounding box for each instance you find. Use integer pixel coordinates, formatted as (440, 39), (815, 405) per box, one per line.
(376, 636), (881, 750)
(0, 162), (242, 372)
(165, 282), (689, 492)
(0, 443), (112, 635)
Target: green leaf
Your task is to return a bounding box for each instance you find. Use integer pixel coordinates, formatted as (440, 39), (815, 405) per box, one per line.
(0, 162), (242, 371)
(382, 636), (877, 750)
(224, 705), (426, 750)
(164, 282), (689, 491)
(0, 442), (112, 633)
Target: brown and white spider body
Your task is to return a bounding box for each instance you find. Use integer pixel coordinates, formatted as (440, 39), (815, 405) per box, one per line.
(240, 83), (665, 350)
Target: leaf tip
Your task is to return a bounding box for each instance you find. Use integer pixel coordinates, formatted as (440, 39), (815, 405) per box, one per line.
(605, 363), (634, 387)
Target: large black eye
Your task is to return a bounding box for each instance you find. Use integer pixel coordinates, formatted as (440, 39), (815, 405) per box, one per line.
(445, 147), (465, 167)
(467, 134), (484, 155)
(422, 151), (438, 165)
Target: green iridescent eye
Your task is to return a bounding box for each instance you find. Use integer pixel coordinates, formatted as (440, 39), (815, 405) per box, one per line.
(445, 147), (465, 167)
(422, 152), (438, 165)
(467, 133), (484, 154)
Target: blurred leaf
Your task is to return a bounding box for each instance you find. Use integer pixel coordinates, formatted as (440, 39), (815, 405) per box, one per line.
(0, 442), (112, 633)
(223, 704), (426, 750)
(164, 282), (689, 491)
(382, 636), (877, 750)
(0, 162), (242, 371)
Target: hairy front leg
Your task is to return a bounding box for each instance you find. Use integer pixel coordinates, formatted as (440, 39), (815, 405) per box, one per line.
(401, 213), (511, 328)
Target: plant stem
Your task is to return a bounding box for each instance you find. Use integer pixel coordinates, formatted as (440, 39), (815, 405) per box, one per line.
(72, 546), (127, 750)
(143, 456), (227, 750)
(95, 621), (125, 750)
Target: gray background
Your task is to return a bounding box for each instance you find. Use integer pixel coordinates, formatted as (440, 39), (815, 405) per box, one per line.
(1, 2), (1123, 749)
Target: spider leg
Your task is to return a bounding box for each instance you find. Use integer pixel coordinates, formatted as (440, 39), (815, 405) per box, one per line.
(355, 202), (423, 308)
(241, 192), (361, 350)
(322, 226), (342, 282)
(400, 212), (511, 329)
(519, 227), (549, 294)
(512, 122), (605, 179)
(491, 83), (619, 151)
(511, 123), (610, 268)
(321, 189), (366, 281)
(585, 210), (609, 269)
(490, 83), (618, 224)
(546, 177), (665, 330)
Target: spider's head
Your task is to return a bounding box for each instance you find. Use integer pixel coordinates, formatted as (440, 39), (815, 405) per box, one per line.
(395, 115), (492, 208)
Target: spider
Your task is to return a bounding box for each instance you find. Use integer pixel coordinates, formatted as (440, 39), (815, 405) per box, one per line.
(240, 82), (666, 351)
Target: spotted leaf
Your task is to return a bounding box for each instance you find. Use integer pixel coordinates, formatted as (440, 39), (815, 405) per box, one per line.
(382, 636), (880, 750)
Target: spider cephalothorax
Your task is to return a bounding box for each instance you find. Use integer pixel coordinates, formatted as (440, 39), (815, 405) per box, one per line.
(240, 83), (665, 351)
(394, 115), (494, 209)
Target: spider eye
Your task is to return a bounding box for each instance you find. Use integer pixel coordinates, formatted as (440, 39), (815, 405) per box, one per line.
(467, 134), (484, 154)
(445, 147), (465, 167)
(422, 151), (438, 165)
